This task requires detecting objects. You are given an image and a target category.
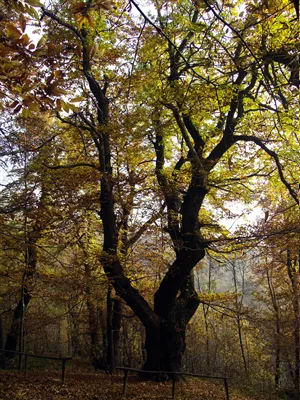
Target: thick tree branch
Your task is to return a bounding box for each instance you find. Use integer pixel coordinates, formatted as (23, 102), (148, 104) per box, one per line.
(182, 114), (205, 151)
(164, 103), (202, 166)
(206, 69), (247, 169)
(153, 112), (181, 250)
(43, 162), (97, 170)
(41, 7), (83, 42)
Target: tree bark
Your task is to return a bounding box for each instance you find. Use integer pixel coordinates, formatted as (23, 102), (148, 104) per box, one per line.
(142, 273), (200, 378)
(266, 266), (281, 389)
(106, 284), (115, 372)
(112, 298), (121, 366)
(85, 262), (105, 369)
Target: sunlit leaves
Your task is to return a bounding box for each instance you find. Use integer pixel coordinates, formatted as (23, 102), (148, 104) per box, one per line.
(72, 0), (114, 28)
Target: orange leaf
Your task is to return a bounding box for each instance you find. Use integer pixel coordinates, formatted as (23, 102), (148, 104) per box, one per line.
(7, 24), (22, 40)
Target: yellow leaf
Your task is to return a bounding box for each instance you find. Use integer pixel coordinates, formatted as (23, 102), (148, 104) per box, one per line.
(21, 108), (30, 118)
(26, 0), (42, 7)
(69, 103), (79, 112)
(36, 36), (46, 48)
(70, 96), (85, 103)
(75, 13), (88, 28)
(61, 100), (70, 112)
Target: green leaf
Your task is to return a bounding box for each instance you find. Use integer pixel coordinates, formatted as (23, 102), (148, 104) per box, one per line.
(25, 0), (42, 7)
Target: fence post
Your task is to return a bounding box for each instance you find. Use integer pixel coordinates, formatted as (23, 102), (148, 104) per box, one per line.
(18, 352), (22, 371)
(171, 374), (176, 400)
(122, 369), (129, 396)
(224, 378), (230, 400)
(24, 355), (28, 379)
(1, 350), (6, 370)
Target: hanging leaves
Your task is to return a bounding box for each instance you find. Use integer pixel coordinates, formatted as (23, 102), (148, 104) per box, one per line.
(72, 0), (114, 28)
(72, 2), (93, 28)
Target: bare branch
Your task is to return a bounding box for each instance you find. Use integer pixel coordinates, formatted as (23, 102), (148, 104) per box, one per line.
(41, 7), (83, 42)
(124, 202), (165, 252)
(233, 135), (299, 205)
(130, 0), (211, 84)
(42, 7), (83, 42)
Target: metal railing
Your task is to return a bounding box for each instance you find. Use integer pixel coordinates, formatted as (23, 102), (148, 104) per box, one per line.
(116, 367), (230, 400)
(0, 349), (72, 384)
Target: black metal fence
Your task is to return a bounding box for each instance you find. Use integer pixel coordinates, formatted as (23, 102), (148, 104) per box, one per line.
(0, 349), (72, 384)
(116, 367), (230, 400)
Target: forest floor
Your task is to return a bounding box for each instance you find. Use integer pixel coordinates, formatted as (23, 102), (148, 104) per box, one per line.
(0, 368), (280, 400)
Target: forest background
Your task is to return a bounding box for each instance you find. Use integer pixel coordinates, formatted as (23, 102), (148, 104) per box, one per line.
(0, 0), (299, 399)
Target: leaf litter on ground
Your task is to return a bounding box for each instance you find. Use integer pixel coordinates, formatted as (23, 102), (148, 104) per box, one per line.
(0, 370), (277, 400)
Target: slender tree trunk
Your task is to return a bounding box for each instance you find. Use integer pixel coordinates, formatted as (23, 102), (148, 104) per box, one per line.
(204, 259), (212, 373)
(106, 286), (123, 372)
(0, 317), (4, 369)
(0, 318), (3, 350)
(275, 318), (281, 389)
(106, 284), (115, 372)
(112, 298), (121, 365)
(85, 262), (104, 369)
(287, 250), (300, 394)
(232, 261), (248, 375)
(266, 266), (281, 389)
(5, 243), (36, 356)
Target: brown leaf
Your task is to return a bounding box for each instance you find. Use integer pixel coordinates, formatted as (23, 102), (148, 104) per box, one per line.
(13, 104), (22, 114)
(6, 23), (22, 40)
(19, 14), (27, 32)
